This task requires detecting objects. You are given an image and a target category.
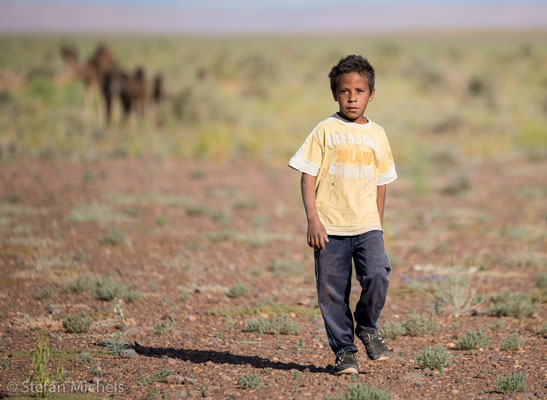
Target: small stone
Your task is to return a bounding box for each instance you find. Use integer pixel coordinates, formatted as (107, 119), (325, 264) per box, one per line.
(175, 390), (188, 400)
(455, 377), (466, 384)
(399, 372), (426, 385)
(168, 357), (177, 365)
(185, 377), (197, 385)
(120, 348), (138, 359)
(447, 343), (456, 349)
(452, 389), (459, 394)
(90, 377), (102, 385)
(167, 375), (185, 384)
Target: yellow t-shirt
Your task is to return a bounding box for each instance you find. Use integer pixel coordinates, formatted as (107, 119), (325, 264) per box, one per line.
(289, 113), (397, 236)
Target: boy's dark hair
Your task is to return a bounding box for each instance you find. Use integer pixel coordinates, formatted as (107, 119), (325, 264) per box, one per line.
(329, 55), (375, 93)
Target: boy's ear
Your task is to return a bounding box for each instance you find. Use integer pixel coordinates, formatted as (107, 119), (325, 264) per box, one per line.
(369, 88), (375, 101)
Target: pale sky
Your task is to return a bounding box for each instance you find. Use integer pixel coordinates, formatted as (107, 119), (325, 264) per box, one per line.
(1, 0), (546, 33)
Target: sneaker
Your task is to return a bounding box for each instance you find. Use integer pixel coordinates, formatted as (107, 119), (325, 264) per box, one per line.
(357, 328), (390, 360)
(333, 351), (360, 375)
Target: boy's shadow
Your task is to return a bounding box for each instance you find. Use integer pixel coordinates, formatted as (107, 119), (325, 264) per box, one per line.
(132, 344), (330, 374)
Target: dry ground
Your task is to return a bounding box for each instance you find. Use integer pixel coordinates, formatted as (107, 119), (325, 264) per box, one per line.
(0, 156), (545, 399)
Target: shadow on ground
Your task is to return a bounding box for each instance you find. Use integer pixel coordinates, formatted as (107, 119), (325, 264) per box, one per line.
(133, 344), (331, 374)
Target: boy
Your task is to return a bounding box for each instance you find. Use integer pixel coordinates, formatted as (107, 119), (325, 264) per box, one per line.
(288, 55), (397, 375)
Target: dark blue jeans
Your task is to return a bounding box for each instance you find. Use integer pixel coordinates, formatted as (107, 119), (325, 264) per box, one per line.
(314, 230), (391, 355)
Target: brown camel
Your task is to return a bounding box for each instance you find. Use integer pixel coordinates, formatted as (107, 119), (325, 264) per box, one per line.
(59, 43), (151, 125)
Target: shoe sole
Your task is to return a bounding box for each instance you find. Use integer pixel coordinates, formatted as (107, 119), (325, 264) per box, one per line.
(334, 367), (359, 375)
(368, 352), (390, 361)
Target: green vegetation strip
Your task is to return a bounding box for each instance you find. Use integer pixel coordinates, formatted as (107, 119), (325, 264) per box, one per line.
(2, 349), (116, 362)
(208, 303), (320, 318)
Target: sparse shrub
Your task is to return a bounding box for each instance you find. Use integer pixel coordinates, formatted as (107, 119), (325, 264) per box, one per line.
(155, 368), (173, 383)
(536, 274), (547, 288)
(380, 321), (406, 340)
(415, 345), (452, 374)
(414, 268), (483, 316)
(270, 315), (299, 336)
(537, 323), (547, 337)
(62, 313), (94, 333)
(327, 383), (393, 400)
(402, 312), (442, 337)
(238, 373), (261, 389)
(226, 282), (249, 298)
(456, 329), (491, 350)
(488, 291), (539, 318)
(154, 317), (175, 335)
(95, 277), (124, 301)
(99, 227), (125, 246)
(246, 317), (270, 335)
(496, 371), (527, 395)
(38, 287), (56, 300)
(97, 333), (129, 355)
(481, 320), (506, 331)
(500, 333), (524, 351)
(76, 352), (93, 365)
(3, 193), (23, 203)
(29, 335), (50, 398)
(269, 258), (302, 276)
(66, 274), (95, 294)
(137, 374), (152, 386)
(123, 289), (143, 303)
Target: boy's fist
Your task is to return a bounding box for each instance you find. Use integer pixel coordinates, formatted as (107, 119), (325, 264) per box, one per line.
(307, 219), (329, 251)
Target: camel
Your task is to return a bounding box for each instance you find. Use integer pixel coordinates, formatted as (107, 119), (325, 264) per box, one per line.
(59, 43), (156, 125)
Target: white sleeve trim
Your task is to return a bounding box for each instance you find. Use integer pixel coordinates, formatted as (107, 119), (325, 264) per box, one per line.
(288, 151), (320, 177)
(377, 163), (397, 185)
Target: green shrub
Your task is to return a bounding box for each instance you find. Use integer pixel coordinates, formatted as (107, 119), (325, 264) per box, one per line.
(38, 287), (56, 300)
(496, 371), (527, 395)
(415, 345), (453, 374)
(155, 368), (173, 383)
(99, 228), (126, 246)
(123, 288), (143, 303)
(327, 383), (393, 400)
(488, 291), (539, 318)
(380, 321), (406, 340)
(97, 333), (129, 355)
(536, 274), (547, 288)
(226, 282), (249, 298)
(269, 258), (302, 276)
(238, 373), (261, 389)
(154, 317), (175, 335)
(76, 352), (93, 365)
(246, 317), (270, 335)
(62, 313), (93, 333)
(538, 323), (547, 337)
(137, 374), (152, 386)
(270, 315), (299, 335)
(500, 333), (524, 351)
(456, 329), (491, 350)
(481, 320), (506, 331)
(95, 277), (124, 301)
(66, 274), (95, 294)
(402, 312), (442, 337)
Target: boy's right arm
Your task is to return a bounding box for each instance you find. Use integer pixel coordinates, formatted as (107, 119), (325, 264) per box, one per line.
(301, 173), (329, 251)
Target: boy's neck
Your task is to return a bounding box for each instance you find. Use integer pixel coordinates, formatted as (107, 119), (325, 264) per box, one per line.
(337, 112), (369, 124)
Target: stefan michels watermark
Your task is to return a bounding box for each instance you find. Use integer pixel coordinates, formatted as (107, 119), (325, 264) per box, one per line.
(6, 380), (125, 394)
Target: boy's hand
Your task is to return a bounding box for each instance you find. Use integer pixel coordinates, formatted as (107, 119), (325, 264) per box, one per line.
(307, 218), (329, 250)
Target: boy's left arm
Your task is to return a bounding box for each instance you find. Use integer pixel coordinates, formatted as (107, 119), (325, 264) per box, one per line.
(377, 185), (386, 227)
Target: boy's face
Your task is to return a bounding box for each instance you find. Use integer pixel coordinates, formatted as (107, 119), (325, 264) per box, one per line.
(333, 72), (375, 124)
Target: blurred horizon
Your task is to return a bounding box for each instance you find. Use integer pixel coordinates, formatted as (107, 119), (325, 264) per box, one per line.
(1, 0), (547, 34)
